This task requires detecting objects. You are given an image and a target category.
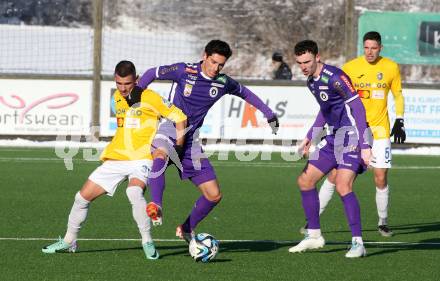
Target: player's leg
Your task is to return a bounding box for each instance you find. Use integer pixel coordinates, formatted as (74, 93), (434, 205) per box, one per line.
(319, 169), (336, 215)
(146, 148), (169, 226)
(335, 169), (366, 258)
(126, 172), (159, 260)
(289, 162), (326, 253)
(300, 169), (337, 234)
(42, 179), (106, 253)
(374, 168), (393, 236)
(371, 138), (393, 236)
(177, 162), (219, 243)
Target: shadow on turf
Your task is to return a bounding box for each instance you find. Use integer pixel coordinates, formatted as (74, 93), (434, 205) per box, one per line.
(322, 221), (440, 236)
(365, 238), (440, 257)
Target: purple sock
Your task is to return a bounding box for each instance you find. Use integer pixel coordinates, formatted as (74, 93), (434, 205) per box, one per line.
(341, 192), (362, 237)
(149, 158), (166, 207)
(301, 188), (320, 230)
(182, 196), (218, 232)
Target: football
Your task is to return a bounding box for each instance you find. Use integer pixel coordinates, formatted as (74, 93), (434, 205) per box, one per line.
(188, 233), (219, 263)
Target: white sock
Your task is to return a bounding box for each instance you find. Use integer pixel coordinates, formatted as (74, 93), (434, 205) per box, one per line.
(376, 186), (389, 226)
(64, 192), (90, 244)
(308, 229), (322, 238)
(352, 236), (363, 245)
(126, 186), (152, 244)
(319, 178), (336, 215)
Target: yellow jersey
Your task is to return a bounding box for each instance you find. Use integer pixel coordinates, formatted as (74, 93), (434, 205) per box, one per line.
(100, 87), (186, 161)
(342, 56), (404, 140)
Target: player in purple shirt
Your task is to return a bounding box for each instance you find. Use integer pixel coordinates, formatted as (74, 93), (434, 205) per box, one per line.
(137, 40), (279, 242)
(288, 40), (372, 258)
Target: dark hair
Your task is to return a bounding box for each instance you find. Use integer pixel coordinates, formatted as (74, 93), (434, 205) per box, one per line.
(114, 60), (136, 77)
(205, 40), (232, 59)
(363, 31), (381, 44)
(272, 51), (283, 62)
(294, 40), (318, 56)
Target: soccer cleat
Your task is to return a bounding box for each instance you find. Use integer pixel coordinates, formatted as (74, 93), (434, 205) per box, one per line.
(345, 241), (367, 258)
(143, 241), (160, 260)
(42, 237), (77, 254)
(378, 225), (394, 237)
(146, 202), (163, 226)
(176, 225), (195, 244)
(288, 234), (325, 253)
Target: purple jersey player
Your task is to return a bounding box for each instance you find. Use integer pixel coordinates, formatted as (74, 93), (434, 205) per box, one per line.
(137, 40), (279, 242)
(288, 40), (372, 258)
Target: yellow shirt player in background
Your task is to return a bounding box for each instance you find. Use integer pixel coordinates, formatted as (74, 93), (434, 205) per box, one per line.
(42, 61), (187, 259)
(312, 32), (405, 238)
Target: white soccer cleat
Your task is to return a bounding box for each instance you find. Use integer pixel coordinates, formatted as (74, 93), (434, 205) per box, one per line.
(345, 241), (367, 258)
(288, 235), (325, 253)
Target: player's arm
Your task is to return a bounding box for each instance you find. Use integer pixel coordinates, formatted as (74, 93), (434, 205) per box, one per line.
(390, 63), (406, 143)
(228, 79), (279, 134)
(332, 74), (372, 163)
(137, 63), (185, 89)
(147, 91), (187, 145)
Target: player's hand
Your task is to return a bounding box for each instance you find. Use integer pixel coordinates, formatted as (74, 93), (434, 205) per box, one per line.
(268, 115), (279, 135)
(361, 148), (372, 166)
(298, 138), (311, 158)
(390, 118), (406, 144)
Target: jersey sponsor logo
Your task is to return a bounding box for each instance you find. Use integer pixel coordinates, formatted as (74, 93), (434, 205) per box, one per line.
(185, 67), (198, 74)
(209, 87), (219, 98)
(318, 86), (329, 90)
(320, 75), (329, 84)
(184, 83), (193, 97)
(340, 75), (355, 93)
(159, 65), (178, 75)
(117, 117), (124, 127)
(319, 91), (329, 101)
(187, 74), (198, 80)
(185, 79), (195, 85)
(377, 72), (383, 80)
(124, 117), (141, 129)
(322, 68), (334, 76)
(215, 75), (227, 84)
(333, 81), (347, 99)
(211, 82), (224, 88)
(357, 89), (370, 99)
(126, 108), (142, 116)
(372, 90), (385, 99)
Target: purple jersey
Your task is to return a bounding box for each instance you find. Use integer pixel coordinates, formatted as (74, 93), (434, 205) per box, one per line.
(306, 64), (370, 149)
(307, 64), (358, 130)
(139, 62), (274, 139)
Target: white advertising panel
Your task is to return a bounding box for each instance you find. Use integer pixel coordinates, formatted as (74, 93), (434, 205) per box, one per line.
(0, 79), (92, 135)
(221, 86), (319, 140)
(388, 88), (440, 144)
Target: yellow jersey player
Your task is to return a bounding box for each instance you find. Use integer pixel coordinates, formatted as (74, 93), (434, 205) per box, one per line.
(313, 31), (405, 237)
(42, 61), (187, 259)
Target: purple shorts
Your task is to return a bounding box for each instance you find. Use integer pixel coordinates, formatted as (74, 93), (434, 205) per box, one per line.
(151, 120), (217, 186)
(308, 133), (367, 175)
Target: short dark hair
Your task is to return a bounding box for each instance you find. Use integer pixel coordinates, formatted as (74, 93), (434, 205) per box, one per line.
(272, 51), (283, 62)
(363, 31), (381, 44)
(294, 40), (319, 56)
(115, 60), (136, 78)
(205, 40), (232, 59)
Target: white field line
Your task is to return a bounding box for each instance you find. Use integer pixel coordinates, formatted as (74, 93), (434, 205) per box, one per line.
(0, 237), (440, 246)
(0, 156), (439, 170)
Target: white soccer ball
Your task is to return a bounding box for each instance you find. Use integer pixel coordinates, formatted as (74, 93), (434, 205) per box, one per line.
(188, 233), (219, 263)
